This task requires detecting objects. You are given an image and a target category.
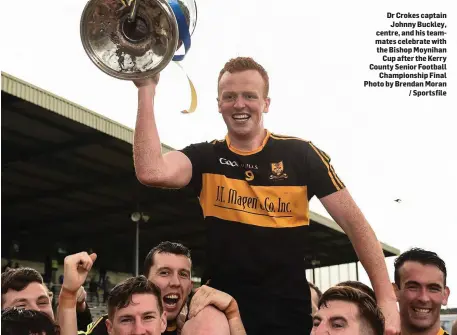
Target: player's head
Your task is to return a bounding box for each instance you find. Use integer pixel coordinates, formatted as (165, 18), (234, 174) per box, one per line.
(1, 307), (60, 335)
(336, 281), (376, 302)
(312, 286), (384, 335)
(394, 248), (450, 333)
(144, 241), (193, 321)
(217, 57), (271, 138)
(1, 268), (53, 320)
(218, 57), (270, 97)
(106, 276), (166, 335)
(308, 282), (322, 315)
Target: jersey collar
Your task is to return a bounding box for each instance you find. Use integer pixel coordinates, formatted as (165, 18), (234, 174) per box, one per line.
(225, 130), (271, 156)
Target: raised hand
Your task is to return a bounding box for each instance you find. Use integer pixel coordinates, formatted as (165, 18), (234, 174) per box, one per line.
(62, 252), (97, 294)
(133, 73), (160, 88)
(379, 300), (401, 335)
(188, 285), (239, 320)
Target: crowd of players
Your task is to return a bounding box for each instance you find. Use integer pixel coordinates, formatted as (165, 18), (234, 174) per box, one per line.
(1, 244), (455, 335)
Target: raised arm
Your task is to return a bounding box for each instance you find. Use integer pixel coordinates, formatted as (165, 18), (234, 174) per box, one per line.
(133, 77), (192, 189)
(58, 252), (97, 335)
(320, 189), (400, 335)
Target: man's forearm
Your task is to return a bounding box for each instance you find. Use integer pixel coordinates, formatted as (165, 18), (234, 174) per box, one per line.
(322, 190), (401, 334)
(133, 86), (165, 184)
(58, 288), (78, 335)
(344, 216), (396, 302)
(225, 299), (246, 335)
(228, 317), (247, 335)
(321, 190), (396, 302)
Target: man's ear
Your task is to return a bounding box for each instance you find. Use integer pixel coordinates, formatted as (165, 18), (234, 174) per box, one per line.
(106, 318), (113, 335)
(443, 286), (450, 306)
(392, 282), (400, 302)
(160, 311), (167, 333)
(263, 97), (271, 113)
(217, 97), (222, 113)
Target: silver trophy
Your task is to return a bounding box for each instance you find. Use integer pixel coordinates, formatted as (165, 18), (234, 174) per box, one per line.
(80, 0), (197, 80)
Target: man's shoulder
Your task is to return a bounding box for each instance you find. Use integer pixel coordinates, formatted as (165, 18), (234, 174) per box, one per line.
(270, 133), (336, 160)
(199, 138), (227, 147)
(182, 138), (225, 148)
(269, 132), (311, 146)
(270, 132), (309, 143)
(269, 132), (313, 152)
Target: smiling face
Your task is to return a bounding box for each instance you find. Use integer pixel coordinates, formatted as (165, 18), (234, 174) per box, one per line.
(2, 282), (54, 320)
(106, 293), (166, 335)
(395, 261), (450, 333)
(218, 70), (270, 139)
(147, 253), (192, 321)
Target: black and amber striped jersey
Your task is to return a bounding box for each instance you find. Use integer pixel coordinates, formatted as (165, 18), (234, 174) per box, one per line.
(164, 323), (178, 335)
(78, 315), (108, 335)
(181, 130), (344, 304)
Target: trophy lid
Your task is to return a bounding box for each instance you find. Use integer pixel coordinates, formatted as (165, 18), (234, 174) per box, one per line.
(80, 0), (180, 80)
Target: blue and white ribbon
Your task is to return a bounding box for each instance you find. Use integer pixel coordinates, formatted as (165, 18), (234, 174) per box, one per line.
(168, 0), (192, 61)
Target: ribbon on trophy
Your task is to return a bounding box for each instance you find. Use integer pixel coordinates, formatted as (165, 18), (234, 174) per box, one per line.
(168, 0), (197, 114)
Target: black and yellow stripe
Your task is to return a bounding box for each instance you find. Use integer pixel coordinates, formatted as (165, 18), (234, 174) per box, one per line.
(270, 133), (308, 142)
(309, 142), (345, 190)
(166, 322), (177, 332)
(211, 138), (225, 145)
(77, 315), (107, 335)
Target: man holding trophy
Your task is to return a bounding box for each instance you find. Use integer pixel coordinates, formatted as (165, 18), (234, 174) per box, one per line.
(132, 58), (401, 335)
(80, 0), (401, 333)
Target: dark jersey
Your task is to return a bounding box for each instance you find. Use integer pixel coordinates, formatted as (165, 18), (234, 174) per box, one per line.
(181, 131), (344, 305)
(77, 303), (93, 332)
(164, 323), (178, 335)
(78, 315), (108, 335)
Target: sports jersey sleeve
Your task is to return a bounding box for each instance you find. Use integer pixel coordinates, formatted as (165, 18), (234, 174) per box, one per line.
(179, 143), (206, 197)
(306, 142), (345, 198)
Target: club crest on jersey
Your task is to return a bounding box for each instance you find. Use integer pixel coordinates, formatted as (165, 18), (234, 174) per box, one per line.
(269, 161), (288, 180)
